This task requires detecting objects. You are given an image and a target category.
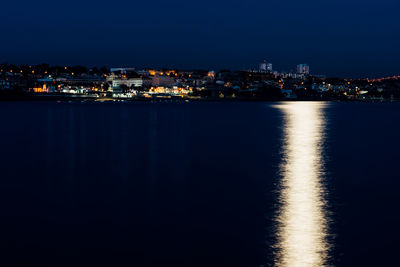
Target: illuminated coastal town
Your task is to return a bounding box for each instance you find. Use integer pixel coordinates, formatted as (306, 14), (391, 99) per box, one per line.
(1, 61), (399, 101)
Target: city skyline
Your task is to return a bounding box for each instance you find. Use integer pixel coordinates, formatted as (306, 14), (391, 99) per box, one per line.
(1, 1), (400, 267)
(1, 0), (399, 78)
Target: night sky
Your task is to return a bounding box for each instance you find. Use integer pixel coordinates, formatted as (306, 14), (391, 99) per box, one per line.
(1, 0), (399, 77)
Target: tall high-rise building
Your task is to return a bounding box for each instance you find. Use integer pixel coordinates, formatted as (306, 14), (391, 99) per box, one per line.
(297, 64), (310, 74)
(259, 60), (273, 72)
(259, 60), (267, 72)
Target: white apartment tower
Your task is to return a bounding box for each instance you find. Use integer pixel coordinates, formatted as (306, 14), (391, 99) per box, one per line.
(297, 64), (310, 75)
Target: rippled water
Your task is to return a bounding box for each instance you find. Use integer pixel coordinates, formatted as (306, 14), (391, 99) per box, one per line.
(0, 101), (399, 267)
(273, 102), (330, 267)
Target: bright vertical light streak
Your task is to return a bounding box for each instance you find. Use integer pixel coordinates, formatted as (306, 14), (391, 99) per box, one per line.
(274, 102), (331, 267)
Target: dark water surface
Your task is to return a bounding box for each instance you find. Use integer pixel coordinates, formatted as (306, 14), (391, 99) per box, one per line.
(0, 101), (399, 266)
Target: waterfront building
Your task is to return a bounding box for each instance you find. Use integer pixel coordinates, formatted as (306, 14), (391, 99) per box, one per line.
(111, 78), (143, 88)
(108, 68), (143, 92)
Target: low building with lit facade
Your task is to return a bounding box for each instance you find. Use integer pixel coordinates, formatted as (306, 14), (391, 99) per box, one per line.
(111, 78), (143, 88)
(108, 68), (143, 92)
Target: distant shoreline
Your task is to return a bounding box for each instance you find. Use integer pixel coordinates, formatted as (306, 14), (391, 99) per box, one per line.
(0, 92), (397, 103)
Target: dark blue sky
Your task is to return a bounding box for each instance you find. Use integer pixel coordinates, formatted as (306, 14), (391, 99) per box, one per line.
(1, 0), (399, 77)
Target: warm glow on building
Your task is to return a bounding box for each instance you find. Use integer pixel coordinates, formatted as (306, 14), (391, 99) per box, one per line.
(32, 84), (48, 93)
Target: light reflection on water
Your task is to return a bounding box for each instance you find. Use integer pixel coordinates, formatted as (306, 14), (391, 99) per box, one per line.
(273, 102), (331, 267)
